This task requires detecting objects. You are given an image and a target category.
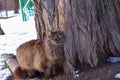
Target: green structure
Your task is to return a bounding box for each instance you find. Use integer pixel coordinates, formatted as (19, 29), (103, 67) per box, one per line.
(19, 0), (34, 21)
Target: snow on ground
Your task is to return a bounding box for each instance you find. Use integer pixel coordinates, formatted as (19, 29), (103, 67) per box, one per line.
(115, 73), (120, 79)
(0, 14), (37, 54)
(0, 13), (37, 80)
(0, 10), (19, 18)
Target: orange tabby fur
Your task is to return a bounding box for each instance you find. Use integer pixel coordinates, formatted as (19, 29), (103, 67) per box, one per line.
(14, 30), (75, 80)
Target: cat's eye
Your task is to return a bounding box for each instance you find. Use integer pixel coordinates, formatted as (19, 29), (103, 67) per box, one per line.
(58, 36), (62, 39)
(53, 36), (60, 41)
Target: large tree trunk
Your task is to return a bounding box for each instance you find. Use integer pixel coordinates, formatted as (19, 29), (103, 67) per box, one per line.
(34, 0), (120, 68)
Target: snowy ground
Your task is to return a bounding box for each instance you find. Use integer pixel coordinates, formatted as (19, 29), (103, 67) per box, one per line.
(0, 14), (36, 54)
(0, 13), (36, 80)
(0, 13), (120, 80)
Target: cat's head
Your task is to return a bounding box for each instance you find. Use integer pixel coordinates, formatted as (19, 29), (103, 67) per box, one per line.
(48, 30), (66, 45)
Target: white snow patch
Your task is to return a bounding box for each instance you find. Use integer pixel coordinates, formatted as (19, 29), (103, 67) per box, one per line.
(0, 69), (11, 80)
(0, 10), (19, 18)
(0, 13), (37, 54)
(107, 57), (120, 63)
(0, 59), (5, 70)
(73, 70), (80, 79)
(115, 73), (120, 79)
(74, 74), (79, 79)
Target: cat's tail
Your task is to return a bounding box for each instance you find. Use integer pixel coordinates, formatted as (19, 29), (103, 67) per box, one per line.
(13, 66), (28, 80)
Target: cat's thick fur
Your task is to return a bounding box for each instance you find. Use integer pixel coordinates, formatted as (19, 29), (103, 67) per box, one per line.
(14, 30), (75, 80)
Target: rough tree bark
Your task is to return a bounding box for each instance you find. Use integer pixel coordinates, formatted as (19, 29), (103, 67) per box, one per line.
(114, 0), (120, 17)
(14, 0), (19, 13)
(33, 0), (120, 68)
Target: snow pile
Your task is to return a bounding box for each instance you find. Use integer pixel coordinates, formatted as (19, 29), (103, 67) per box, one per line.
(107, 57), (120, 63)
(0, 14), (37, 54)
(74, 70), (79, 79)
(0, 69), (11, 80)
(115, 73), (120, 79)
(0, 14), (36, 80)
